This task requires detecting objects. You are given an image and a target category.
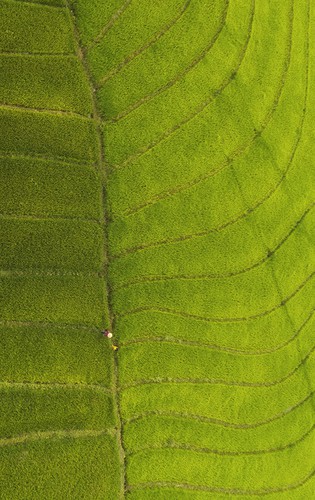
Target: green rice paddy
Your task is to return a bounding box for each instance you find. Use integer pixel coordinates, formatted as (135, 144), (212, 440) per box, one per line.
(0, 0), (314, 498)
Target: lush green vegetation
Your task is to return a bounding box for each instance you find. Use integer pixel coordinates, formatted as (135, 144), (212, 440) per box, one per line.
(0, 0), (314, 498)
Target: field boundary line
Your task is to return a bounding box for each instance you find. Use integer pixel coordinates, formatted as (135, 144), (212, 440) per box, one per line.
(0, 428), (115, 449)
(0, 269), (102, 278)
(6, 0), (66, 10)
(0, 150), (96, 168)
(0, 149), (95, 167)
(0, 380), (112, 395)
(0, 211), (102, 224)
(0, 103), (91, 120)
(87, 0), (132, 50)
(0, 51), (75, 57)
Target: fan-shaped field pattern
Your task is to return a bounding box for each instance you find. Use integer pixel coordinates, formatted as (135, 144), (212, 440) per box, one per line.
(76, 0), (315, 496)
(1, 0), (315, 498)
(0, 1), (121, 498)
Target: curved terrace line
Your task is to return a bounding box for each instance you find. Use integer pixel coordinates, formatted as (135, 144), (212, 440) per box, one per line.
(112, 202), (315, 288)
(119, 335), (315, 389)
(126, 419), (315, 456)
(124, 389), (315, 429)
(114, 270), (315, 323)
(115, 2), (296, 221)
(119, 304), (315, 356)
(110, 7), (249, 169)
(87, 0), (132, 50)
(104, 0), (242, 122)
(126, 467), (315, 495)
(111, 131), (309, 258)
(97, 0), (195, 86)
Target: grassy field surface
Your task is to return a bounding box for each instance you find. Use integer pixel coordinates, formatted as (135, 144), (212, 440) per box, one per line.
(0, 0), (314, 498)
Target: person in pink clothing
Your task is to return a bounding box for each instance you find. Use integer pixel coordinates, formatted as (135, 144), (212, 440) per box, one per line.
(102, 329), (113, 339)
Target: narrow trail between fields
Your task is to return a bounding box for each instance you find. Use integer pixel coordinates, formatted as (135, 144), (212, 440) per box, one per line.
(66, 2), (126, 497)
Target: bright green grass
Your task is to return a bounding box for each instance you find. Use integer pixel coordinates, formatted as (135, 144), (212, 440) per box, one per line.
(1, 0), (315, 498)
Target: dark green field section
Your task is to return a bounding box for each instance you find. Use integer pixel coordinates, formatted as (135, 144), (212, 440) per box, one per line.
(0, 325), (113, 384)
(0, 219), (103, 269)
(0, 0), (121, 497)
(0, 157), (101, 219)
(1, 0), (315, 498)
(0, 434), (119, 499)
(0, 55), (93, 115)
(0, 1), (73, 54)
(0, 385), (114, 436)
(0, 109), (98, 163)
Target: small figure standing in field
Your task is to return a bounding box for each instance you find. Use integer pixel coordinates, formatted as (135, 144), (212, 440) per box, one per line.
(102, 329), (113, 339)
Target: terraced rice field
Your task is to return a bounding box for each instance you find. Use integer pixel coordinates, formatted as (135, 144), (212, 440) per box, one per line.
(0, 0), (315, 498)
